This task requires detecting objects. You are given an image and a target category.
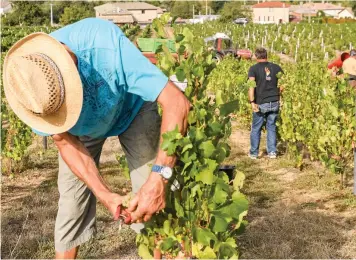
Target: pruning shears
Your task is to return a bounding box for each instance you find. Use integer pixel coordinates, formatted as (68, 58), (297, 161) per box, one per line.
(114, 205), (132, 230)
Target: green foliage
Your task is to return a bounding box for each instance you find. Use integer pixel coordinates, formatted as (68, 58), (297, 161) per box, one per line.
(175, 22), (356, 62)
(59, 2), (95, 26)
(141, 25), (151, 38)
(116, 155), (130, 180)
(278, 62), (355, 172)
(2, 1), (49, 26)
(211, 1), (227, 14)
(171, 1), (201, 19)
(1, 26), (55, 52)
(136, 15), (248, 259)
(219, 2), (250, 22)
(207, 57), (253, 127)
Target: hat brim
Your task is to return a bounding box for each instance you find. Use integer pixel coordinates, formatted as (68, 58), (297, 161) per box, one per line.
(3, 32), (83, 135)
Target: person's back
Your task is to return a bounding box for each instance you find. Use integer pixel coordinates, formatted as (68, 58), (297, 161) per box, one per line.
(249, 61), (282, 105)
(34, 18), (168, 138)
(247, 47), (283, 160)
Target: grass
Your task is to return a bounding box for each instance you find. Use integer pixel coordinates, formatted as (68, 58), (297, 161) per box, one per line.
(229, 128), (356, 259)
(1, 137), (139, 259)
(2, 130), (356, 259)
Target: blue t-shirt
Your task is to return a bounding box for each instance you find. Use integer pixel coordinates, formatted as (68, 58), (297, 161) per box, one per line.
(34, 18), (168, 138)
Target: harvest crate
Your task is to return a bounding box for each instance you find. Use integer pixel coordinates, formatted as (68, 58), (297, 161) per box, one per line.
(137, 38), (176, 53)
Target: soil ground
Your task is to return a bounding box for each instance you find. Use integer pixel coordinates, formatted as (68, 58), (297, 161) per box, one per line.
(1, 124), (356, 259)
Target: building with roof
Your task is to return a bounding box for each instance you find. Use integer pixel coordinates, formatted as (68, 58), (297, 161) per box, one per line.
(252, 1), (291, 24)
(0, 0), (12, 15)
(94, 2), (162, 25)
(301, 2), (344, 17)
(289, 2), (354, 22)
(336, 8), (354, 19)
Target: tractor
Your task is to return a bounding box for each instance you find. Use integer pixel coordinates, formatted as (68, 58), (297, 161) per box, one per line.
(204, 33), (252, 63)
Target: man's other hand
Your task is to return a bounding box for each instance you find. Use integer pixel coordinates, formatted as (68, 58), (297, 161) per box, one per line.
(127, 173), (166, 223)
(251, 102), (259, 112)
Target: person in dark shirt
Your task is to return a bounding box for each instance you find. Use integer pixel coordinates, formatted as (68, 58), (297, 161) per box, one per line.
(248, 47), (283, 159)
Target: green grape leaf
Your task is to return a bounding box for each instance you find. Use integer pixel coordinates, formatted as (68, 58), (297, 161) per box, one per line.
(198, 246), (217, 259)
(215, 90), (224, 105)
(176, 66), (186, 82)
(199, 140), (215, 157)
(220, 100), (239, 117)
(174, 197), (185, 217)
(138, 244), (153, 259)
(163, 220), (172, 235)
(218, 243), (238, 258)
(196, 159), (218, 185)
(194, 227), (217, 246)
(233, 170), (245, 191)
(211, 214), (229, 232)
(175, 34), (184, 43)
(213, 183), (228, 204)
(160, 237), (176, 252)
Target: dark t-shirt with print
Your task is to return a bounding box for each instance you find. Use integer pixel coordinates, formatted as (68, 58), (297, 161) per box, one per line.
(248, 62), (283, 104)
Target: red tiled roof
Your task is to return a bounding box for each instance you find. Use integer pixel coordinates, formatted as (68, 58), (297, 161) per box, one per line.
(253, 1), (291, 8)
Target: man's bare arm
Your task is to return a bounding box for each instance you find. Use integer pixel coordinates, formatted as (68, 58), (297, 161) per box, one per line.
(52, 133), (122, 218)
(248, 77), (259, 112)
(128, 81), (190, 222)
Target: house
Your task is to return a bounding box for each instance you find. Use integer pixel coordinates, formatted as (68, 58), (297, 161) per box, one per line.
(290, 3), (354, 21)
(337, 8), (354, 19)
(0, 0), (12, 15)
(300, 3), (344, 17)
(252, 1), (291, 24)
(94, 2), (162, 25)
(289, 5), (317, 22)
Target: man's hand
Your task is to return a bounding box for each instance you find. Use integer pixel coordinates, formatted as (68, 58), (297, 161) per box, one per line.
(53, 133), (124, 221)
(251, 102), (259, 112)
(127, 173), (167, 223)
(102, 192), (124, 220)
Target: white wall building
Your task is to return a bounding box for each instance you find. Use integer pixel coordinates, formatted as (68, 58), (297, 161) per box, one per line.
(337, 8), (354, 19)
(252, 1), (290, 24)
(95, 2), (162, 25)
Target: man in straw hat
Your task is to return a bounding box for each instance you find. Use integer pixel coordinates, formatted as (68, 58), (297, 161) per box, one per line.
(3, 18), (190, 258)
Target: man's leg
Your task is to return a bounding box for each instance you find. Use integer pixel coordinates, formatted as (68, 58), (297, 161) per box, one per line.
(55, 136), (106, 259)
(250, 112), (265, 157)
(266, 111), (278, 155)
(118, 101), (161, 232)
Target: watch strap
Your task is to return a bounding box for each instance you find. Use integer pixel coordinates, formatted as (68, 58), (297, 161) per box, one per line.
(152, 165), (164, 173)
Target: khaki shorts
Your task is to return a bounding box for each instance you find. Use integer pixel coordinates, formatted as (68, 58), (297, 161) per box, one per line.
(55, 101), (161, 252)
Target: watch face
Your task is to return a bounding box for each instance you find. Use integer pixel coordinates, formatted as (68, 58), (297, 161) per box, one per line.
(162, 167), (173, 179)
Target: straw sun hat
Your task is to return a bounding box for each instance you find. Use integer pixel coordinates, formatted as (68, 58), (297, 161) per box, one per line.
(3, 32), (83, 134)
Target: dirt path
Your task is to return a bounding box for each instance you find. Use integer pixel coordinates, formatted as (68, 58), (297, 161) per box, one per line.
(1, 128), (356, 258)
(230, 127), (356, 258)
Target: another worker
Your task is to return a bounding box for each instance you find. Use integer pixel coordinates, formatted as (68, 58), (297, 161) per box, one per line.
(343, 49), (356, 195)
(342, 49), (356, 89)
(2, 18), (190, 259)
(327, 51), (350, 76)
(247, 47), (283, 159)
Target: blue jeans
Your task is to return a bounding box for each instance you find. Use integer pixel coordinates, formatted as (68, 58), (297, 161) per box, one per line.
(250, 101), (279, 156)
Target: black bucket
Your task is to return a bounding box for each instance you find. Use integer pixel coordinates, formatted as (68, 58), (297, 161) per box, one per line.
(219, 165), (236, 182)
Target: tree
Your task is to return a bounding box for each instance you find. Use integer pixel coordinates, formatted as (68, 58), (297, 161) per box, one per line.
(171, 1), (201, 19)
(41, 2), (71, 24)
(211, 1), (226, 14)
(219, 1), (250, 22)
(59, 2), (95, 25)
(352, 1), (356, 13)
(3, 1), (49, 26)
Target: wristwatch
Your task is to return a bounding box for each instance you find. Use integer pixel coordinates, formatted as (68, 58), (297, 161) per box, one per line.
(152, 165), (173, 180)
